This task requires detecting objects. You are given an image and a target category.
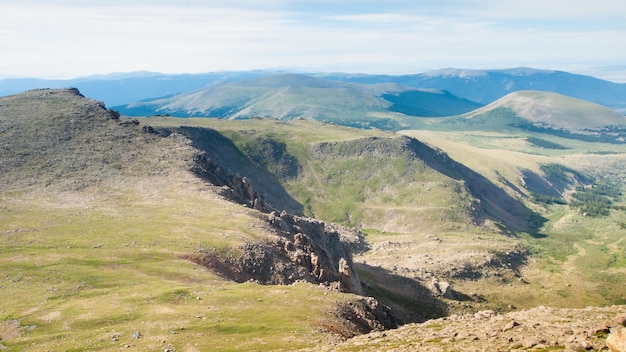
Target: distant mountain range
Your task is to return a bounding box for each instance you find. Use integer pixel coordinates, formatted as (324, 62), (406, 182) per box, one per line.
(317, 67), (626, 113)
(0, 70), (278, 106)
(113, 74), (484, 121)
(1, 67), (625, 114)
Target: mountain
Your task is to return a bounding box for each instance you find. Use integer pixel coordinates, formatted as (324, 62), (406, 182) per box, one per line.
(3, 67), (625, 114)
(472, 90), (626, 131)
(423, 90), (626, 143)
(317, 67), (626, 113)
(382, 89), (483, 117)
(0, 89), (396, 349)
(0, 70), (279, 106)
(0, 88), (524, 349)
(113, 73), (483, 126)
(2, 88), (626, 350)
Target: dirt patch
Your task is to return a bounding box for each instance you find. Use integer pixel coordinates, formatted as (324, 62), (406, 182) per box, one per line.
(0, 320), (20, 342)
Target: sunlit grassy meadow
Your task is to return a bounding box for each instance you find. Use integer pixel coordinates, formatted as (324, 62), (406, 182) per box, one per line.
(0, 184), (356, 351)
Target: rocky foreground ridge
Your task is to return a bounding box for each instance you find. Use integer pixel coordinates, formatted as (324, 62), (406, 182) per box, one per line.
(313, 305), (626, 352)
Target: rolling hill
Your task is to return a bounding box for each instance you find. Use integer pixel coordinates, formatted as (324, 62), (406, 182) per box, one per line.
(318, 67), (626, 113)
(113, 74), (483, 125)
(421, 90), (626, 143)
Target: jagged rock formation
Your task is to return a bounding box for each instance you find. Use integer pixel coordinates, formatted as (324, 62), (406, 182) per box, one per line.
(157, 126), (304, 214)
(267, 210), (364, 293)
(193, 151), (272, 212)
(187, 210), (365, 294)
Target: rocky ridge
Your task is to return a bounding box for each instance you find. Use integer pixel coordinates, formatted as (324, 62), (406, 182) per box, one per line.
(1, 88), (395, 338)
(154, 124), (370, 295)
(313, 305), (626, 351)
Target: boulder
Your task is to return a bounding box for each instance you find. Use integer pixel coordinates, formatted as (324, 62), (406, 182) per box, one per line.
(617, 315), (626, 327)
(431, 280), (460, 299)
(607, 328), (626, 352)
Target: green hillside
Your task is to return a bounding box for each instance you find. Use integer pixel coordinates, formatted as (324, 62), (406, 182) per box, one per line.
(382, 89), (483, 117)
(150, 115), (626, 312)
(423, 90), (626, 142)
(0, 90), (392, 350)
(3, 89), (626, 351)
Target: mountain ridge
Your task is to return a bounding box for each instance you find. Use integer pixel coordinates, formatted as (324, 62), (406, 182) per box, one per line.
(3, 67), (625, 113)
(112, 73), (482, 122)
(317, 67), (626, 113)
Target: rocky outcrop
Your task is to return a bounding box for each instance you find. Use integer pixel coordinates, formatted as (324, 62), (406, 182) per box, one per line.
(192, 150), (272, 212)
(320, 306), (626, 351)
(267, 210), (364, 294)
(157, 126), (304, 214)
(188, 210), (364, 294)
(161, 125), (368, 293)
(331, 297), (399, 338)
(430, 280), (460, 300)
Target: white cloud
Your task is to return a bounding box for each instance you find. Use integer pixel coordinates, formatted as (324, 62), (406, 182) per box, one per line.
(0, 1), (624, 78)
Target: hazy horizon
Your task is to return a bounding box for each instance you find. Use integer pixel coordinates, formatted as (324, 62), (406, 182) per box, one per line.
(2, 1), (625, 82)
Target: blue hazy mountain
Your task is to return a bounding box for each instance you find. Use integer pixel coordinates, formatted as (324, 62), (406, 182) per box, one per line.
(112, 73), (483, 120)
(316, 67), (626, 113)
(2, 67), (625, 114)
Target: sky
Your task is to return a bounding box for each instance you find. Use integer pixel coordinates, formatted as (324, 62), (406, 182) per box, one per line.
(2, 0), (626, 81)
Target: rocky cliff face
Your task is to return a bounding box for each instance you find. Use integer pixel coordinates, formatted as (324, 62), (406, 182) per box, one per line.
(154, 126), (367, 294)
(187, 209), (365, 294)
(158, 126), (304, 214)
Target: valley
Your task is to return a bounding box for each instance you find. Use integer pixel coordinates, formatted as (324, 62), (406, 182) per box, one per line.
(1, 70), (626, 351)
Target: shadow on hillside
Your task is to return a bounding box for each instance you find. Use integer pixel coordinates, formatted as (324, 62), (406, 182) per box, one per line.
(159, 126), (304, 215)
(404, 137), (546, 235)
(355, 262), (449, 324)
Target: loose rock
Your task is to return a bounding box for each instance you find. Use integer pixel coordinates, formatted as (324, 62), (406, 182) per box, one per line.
(607, 327), (626, 352)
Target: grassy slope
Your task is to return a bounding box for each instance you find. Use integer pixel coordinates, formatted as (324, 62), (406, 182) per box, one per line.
(415, 91), (626, 139)
(145, 118), (538, 313)
(0, 190), (357, 351)
(402, 128), (626, 308)
(4, 85), (626, 350)
(493, 90), (626, 131)
(120, 75), (402, 121)
(0, 91), (361, 351)
(148, 117), (626, 311)
(145, 118), (476, 233)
